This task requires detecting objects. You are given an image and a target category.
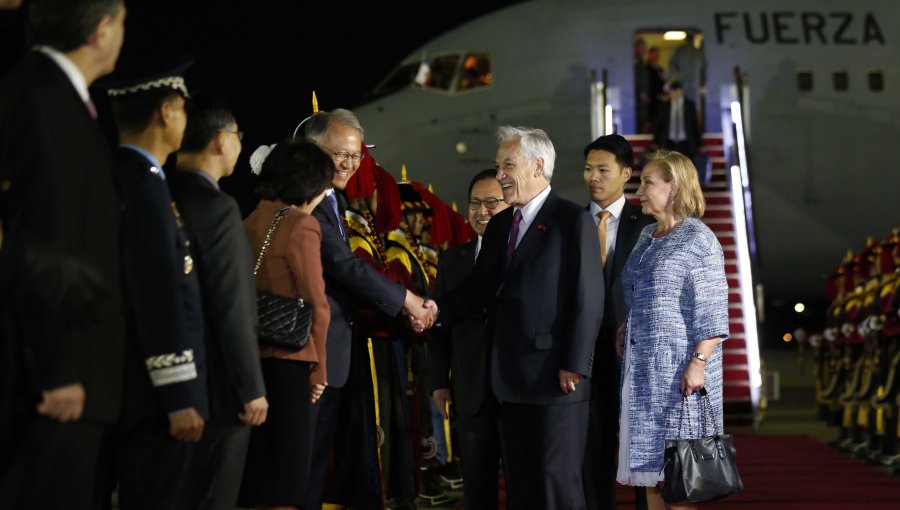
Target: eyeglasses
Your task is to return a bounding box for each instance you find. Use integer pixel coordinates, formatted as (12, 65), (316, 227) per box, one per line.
(220, 130), (244, 141)
(330, 150), (365, 163)
(468, 197), (504, 210)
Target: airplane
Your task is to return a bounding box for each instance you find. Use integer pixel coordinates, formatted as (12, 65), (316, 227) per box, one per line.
(354, 0), (897, 303)
(352, 0), (899, 418)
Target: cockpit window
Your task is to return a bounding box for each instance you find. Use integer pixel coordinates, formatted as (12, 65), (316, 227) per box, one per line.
(424, 54), (461, 91)
(458, 54), (492, 91)
(369, 52), (491, 100)
(371, 61), (420, 100)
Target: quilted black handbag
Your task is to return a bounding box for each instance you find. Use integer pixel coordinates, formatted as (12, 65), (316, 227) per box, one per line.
(661, 388), (744, 504)
(253, 207), (312, 352)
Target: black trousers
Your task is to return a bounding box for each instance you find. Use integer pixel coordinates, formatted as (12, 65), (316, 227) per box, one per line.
(499, 400), (589, 510)
(584, 373), (619, 510)
(0, 416), (112, 509)
(308, 337), (382, 510)
(456, 395), (502, 510)
(190, 423), (250, 510)
(116, 414), (197, 510)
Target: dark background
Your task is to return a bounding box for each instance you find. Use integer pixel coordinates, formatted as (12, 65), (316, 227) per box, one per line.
(0, 0), (818, 349)
(0, 0), (523, 210)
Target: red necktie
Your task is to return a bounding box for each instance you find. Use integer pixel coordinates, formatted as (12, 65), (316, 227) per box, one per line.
(506, 209), (523, 268)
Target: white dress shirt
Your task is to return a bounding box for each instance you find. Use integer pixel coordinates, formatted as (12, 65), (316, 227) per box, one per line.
(36, 46), (90, 105)
(669, 98), (685, 142)
(511, 185), (552, 248)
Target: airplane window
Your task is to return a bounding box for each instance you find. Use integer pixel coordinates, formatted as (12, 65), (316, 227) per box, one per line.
(458, 54), (492, 91)
(833, 71), (849, 92)
(868, 71), (884, 92)
(797, 71), (813, 92)
(425, 54), (460, 91)
(371, 62), (421, 100)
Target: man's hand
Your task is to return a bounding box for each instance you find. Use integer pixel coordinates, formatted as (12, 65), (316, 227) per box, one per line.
(168, 408), (205, 442)
(559, 369), (582, 394)
(36, 383), (85, 422)
(239, 396), (269, 426)
(432, 389), (451, 419)
(311, 383), (326, 404)
(404, 291), (437, 333)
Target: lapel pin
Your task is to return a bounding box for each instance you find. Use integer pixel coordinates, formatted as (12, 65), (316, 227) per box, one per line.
(537, 224), (547, 231)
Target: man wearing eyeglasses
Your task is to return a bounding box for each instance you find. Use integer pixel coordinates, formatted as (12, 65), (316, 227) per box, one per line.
(302, 109), (434, 509)
(169, 94), (268, 509)
(429, 169), (508, 509)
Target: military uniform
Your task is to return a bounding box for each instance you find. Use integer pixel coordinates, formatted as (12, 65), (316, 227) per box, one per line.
(114, 146), (209, 510)
(101, 59), (210, 509)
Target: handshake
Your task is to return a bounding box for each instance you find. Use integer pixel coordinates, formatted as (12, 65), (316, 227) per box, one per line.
(402, 290), (440, 334)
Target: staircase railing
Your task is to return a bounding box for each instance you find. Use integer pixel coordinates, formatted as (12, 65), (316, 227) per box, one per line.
(726, 66), (762, 415)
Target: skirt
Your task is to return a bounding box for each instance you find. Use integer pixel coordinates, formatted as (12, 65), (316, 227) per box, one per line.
(616, 336), (665, 487)
(238, 358), (313, 507)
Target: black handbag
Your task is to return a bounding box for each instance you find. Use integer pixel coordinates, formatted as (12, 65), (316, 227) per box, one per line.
(254, 207), (312, 352)
(661, 388), (744, 504)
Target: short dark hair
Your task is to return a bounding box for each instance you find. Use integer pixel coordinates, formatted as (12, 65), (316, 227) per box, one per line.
(28, 0), (122, 52)
(255, 140), (334, 206)
(669, 80), (684, 91)
(109, 89), (182, 135)
(583, 134), (634, 170)
(180, 94), (236, 153)
(467, 169), (498, 198)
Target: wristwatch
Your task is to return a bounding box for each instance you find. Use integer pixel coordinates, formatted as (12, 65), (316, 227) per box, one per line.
(691, 352), (709, 363)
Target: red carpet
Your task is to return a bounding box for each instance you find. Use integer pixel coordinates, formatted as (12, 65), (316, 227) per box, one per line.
(614, 435), (900, 509)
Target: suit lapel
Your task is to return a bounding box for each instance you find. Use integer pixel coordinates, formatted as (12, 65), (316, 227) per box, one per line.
(505, 192), (557, 279)
(609, 200), (642, 285)
(460, 240), (476, 270)
(316, 198), (346, 245)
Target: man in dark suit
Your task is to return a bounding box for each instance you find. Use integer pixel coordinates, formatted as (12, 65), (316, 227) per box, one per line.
(654, 80), (702, 159)
(0, 1), (126, 507)
(170, 95), (269, 509)
(106, 60), (210, 510)
(427, 126), (604, 509)
(430, 169), (509, 509)
(302, 109), (433, 509)
(581, 135), (654, 510)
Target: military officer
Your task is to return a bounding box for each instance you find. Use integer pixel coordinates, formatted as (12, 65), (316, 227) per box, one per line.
(104, 58), (209, 510)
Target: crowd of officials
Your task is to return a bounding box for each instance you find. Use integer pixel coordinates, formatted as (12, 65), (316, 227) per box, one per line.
(0, 1), (730, 510)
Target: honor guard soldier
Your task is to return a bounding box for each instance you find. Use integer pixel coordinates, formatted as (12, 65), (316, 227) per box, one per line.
(869, 231), (900, 465)
(387, 175), (455, 507)
(103, 57), (210, 510)
(344, 147), (421, 509)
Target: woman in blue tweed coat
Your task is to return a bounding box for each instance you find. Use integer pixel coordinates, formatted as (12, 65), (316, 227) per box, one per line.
(615, 150), (729, 509)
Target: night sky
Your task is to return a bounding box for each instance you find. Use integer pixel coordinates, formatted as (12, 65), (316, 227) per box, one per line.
(0, 0), (523, 211)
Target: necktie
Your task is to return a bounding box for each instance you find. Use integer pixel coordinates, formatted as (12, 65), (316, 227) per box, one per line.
(506, 209), (523, 268)
(327, 193), (346, 240)
(85, 98), (98, 119)
(598, 210), (612, 267)
(674, 102), (684, 141)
